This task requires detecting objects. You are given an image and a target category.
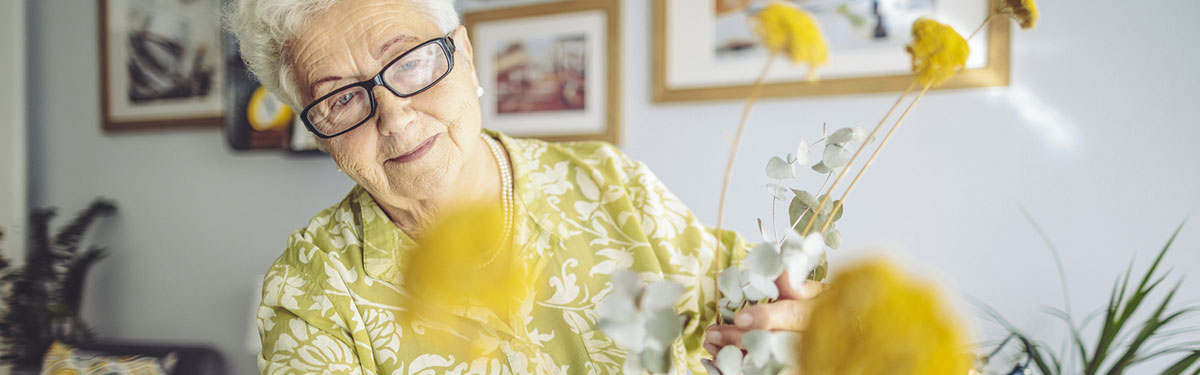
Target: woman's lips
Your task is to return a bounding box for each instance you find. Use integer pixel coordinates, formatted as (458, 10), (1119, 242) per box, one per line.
(388, 135), (438, 164)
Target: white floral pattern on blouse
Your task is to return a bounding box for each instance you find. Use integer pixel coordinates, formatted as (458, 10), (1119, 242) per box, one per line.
(257, 131), (749, 375)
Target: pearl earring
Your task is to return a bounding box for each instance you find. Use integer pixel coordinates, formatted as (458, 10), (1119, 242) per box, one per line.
(476, 86), (485, 97)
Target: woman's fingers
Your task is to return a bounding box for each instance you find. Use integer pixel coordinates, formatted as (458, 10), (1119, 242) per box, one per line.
(704, 276), (825, 356)
(703, 324), (749, 355)
(775, 272), (825, 300)
(733, 299), (811, 332)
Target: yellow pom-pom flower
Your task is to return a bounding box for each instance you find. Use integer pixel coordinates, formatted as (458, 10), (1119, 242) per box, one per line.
(906, 18), (970, 87)
(998, 0), (1039, 29)
(753, 1), (829, 80)
(800, 257), (973, 375)
(399, 202), (528, 328)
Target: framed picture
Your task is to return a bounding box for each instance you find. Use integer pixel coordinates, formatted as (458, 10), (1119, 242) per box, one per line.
(464, 0), (621, 144)
(222, 23), (303, 151)
(653, 0), (1011, 102)
(98, 0), (223, 130)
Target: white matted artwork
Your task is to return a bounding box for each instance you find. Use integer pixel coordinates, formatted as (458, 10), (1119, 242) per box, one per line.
(654, 0), (1010, 102)
(100, 0), (223, 130)
(465, 0), (620, 144)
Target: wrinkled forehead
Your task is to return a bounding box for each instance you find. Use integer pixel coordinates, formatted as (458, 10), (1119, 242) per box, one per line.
(287, 0), (442, 97)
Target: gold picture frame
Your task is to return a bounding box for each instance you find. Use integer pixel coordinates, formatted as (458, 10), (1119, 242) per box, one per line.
(98, 0), (224, 131)
(464, 0), (621, 144)
(653, 0), (1011, 102)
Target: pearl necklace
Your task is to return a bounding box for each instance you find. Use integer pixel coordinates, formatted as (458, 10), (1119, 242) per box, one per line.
(474, 133), (513, 269)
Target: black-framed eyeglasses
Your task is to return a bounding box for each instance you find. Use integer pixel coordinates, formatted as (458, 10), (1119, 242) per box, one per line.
(300, 33), (456, 138)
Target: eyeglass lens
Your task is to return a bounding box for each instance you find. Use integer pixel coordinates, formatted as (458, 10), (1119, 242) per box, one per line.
(305, 40), (450, 136)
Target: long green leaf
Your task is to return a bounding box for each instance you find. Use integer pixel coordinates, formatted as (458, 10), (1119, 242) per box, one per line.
(1023, 336), (1058, 375)
(1043, 306), (1092, 365)
(1163, 350), (1200, 375)
(1089, 264), (1133, 375)
(1105, 281), (1182, 375)
(1089, 220), (1186, 375)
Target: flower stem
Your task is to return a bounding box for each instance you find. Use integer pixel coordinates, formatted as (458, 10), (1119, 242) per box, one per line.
(968, 14), (994, 41)
(714, 52), (776, 322)
(800, 82), (916, 237)
(819, 84), (932, 233)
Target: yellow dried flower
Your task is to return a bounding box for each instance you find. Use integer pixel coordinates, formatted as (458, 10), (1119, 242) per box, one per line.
(753, 1), (829, 79)
(906, 18), (970, 87)
(800, 257), (973, 375)
(399, 202), (528, 324)
(997, 0), (1039, 29)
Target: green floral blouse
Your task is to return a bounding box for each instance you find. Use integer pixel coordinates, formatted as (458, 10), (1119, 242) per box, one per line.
(257, 131), (749, 375)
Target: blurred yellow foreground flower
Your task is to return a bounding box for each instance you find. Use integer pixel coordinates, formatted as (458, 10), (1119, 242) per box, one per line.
(906, 18), (970, 87)
(400, 202), (527, 324)
(753, 1), (829, 79)
(800, 257), (973, 375)
(998, 0), (1039, 29)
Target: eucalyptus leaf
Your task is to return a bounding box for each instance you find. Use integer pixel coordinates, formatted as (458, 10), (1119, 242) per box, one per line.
(701, 358), (721, 375)
(644, 309), (683, 350)
(597, 292), (637, 323)
(822, 143), (853, 169)
(823, 229), (842, 249)
(852, 126), (872, 143)
(788, 197), (809, 230)
(742, 330), (773, 367)
(746, 273), (780, 301)
(811, 161), (833, 174)
(757, 218), (775, 243)
(742, 275), (768, 302)
(598, 318), (646, 352)
(746, 243), (784, 279)
(720, 306), (736, 324)
(641, 347), (672, 374)
(716, 346), (744, 375)
(794, 140), (811, 165)
(641, 281), (684, 312)
(828, 127), (856, 145)
(769, 331), (803, 366)
(623, 350), (645, 374)
(611, 269), (641, 298)
(798, 211), (830, 234)
(765, 184), (788, 201)
(817, 195), (834, 215)
(831, 200), (844, 222)
(792, 190), (818, 208)
(765, 156), (795, 180)
(718, 267), (744, 304)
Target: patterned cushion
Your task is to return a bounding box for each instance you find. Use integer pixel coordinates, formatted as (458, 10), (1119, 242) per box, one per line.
(39, 341), (176, 375)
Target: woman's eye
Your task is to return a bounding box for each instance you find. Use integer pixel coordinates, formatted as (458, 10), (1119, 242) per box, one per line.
(335, 92), (356, 106)
(400, 60), (420, 71)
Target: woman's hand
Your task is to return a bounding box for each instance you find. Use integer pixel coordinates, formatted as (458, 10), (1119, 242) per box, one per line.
(703, 271), (825, 355)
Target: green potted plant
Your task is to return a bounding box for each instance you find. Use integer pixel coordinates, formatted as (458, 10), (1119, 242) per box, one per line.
(0, 198), (116, 371)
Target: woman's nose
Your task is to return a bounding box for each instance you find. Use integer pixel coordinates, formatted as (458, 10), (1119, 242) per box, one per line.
(372, 85), (415, 136)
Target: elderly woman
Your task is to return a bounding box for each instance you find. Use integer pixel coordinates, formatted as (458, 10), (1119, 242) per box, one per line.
(230, 0), (821, 373)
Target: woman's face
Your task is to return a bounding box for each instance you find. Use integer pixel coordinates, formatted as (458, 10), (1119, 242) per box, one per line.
(290, 0), (481, 207)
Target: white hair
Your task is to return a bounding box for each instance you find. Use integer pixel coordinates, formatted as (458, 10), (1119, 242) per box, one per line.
(226, 0), (460, 109)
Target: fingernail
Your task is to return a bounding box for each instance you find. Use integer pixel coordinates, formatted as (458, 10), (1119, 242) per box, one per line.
(705, 331), (723, 344)
(734, 312), (753, 327)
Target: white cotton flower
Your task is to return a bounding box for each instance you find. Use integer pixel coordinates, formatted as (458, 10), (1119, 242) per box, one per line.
(596, 269), (687, 374)
(780, 233), (825, 292)
(702, 331), (802, 375)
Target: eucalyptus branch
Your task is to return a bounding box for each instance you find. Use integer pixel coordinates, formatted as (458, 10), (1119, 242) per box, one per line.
(819, 84), (932, 234)
(800, 82), (916, 236)
(714, 52), (777, 320)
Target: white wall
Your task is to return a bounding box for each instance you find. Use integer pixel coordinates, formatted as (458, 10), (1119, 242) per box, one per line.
(2, 0), (27, 265)
(25, 0), (1200, 374)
